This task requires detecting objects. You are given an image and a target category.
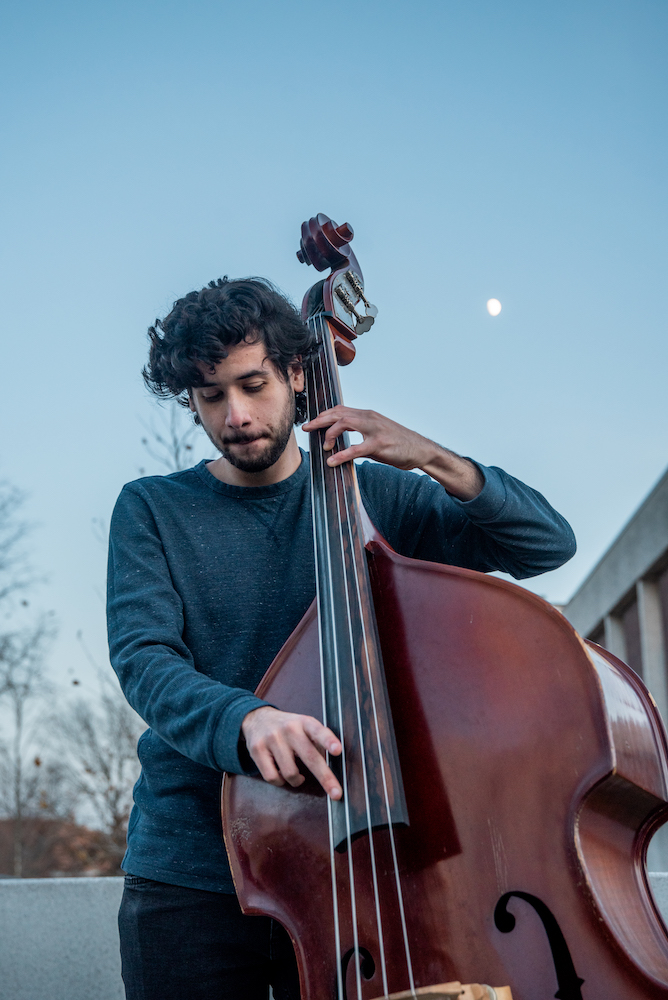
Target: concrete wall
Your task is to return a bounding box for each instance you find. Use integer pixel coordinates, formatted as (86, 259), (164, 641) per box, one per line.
(564, 467), (668, 638)
(0, 877), (124, 1000)
(562, 465), (668, 724)
(2, 875), (668, 998)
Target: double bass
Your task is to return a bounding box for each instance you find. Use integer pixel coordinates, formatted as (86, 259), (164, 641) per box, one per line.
(223, 214), (668, 999)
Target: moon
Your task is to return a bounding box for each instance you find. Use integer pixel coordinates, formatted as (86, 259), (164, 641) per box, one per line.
(486, 298), (502, 316)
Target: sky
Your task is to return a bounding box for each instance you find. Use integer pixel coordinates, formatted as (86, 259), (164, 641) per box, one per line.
(1, 0), (666, 692)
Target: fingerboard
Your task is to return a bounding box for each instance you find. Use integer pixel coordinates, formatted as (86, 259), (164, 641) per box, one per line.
(306, 312), (408, 851)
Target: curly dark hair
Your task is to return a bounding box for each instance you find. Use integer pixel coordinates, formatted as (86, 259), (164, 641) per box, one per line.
(142, 277), (316, 423)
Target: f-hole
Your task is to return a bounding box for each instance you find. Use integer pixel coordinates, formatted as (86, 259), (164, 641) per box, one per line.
(341, 947), (376, 1000)
(494, 891), (585, 1000)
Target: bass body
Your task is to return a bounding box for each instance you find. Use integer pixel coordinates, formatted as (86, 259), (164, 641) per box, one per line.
(224, 533), (668, 1000)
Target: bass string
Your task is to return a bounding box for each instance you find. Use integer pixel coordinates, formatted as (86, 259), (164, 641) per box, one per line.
(306, 347), (344, 1000)
(312, 333), (364, 1000)
(318, 315), (417, 999)
(308, 316), (359, 1000)
(317, 319), (389, 998)
(314, 330), (386, 998)
(307, 325), (345, 1000)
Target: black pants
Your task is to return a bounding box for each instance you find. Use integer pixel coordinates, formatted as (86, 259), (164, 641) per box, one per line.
(118, 875), (301, 1000)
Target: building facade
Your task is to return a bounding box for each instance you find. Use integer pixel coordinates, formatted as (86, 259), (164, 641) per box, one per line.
(563, 466), (668, 723)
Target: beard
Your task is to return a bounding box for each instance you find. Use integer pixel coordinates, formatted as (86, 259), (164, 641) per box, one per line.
(217, 391), (296, 473)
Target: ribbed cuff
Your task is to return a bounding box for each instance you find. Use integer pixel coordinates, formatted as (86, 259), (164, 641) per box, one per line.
(450, 462), (508, 522)
(212, 693), (272, 774)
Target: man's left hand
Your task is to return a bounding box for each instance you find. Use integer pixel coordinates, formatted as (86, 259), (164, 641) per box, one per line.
(302, 406), (484, 502)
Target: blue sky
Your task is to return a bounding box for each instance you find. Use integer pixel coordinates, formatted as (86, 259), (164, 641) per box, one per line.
(1, 0), (666, 689)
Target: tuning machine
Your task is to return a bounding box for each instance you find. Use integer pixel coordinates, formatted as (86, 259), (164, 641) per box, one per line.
(332, 269), (378, 335)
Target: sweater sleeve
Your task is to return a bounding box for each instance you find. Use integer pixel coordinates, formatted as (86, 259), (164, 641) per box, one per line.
(106, 484), (269, 774)
(357, 461), (576, 580)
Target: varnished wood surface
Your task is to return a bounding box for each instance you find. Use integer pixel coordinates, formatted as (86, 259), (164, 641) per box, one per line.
(223, 539), (668, 1000)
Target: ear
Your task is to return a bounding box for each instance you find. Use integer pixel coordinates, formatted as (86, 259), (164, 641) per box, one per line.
(289, 357), (304, 393)
(187, 390), (196, 413)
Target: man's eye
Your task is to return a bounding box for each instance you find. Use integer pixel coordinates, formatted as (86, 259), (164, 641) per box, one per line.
(202, 392), (223, 402)
(245, 383), (264, 393)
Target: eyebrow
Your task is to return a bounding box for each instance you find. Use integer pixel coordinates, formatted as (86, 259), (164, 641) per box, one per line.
(199, 368), (269, 388)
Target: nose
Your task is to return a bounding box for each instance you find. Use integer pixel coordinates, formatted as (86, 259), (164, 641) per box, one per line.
(225, 392), (252, 429)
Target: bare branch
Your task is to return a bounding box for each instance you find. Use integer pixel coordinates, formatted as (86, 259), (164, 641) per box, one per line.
(140, 403), (202, 474)
(0, 612), (57, 875)
(48, 672), (145, 851)
(0, 482), (35, 604)
(0, 614), (55, 702)
(91, 517), (108, 548)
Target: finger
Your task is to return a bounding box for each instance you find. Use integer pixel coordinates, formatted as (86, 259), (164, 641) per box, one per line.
(326, 442), (374, 467)
(270, 740), (307, 789)
(302, 718), (342, 756)
(297, 722), (343, 800)
(311, 419), (355, 450)
(251, 746), (286, 787)
(305, 407), (367, 437)
(295, 740), (342, 800)
(302, 407), (345, 431)
(322, 424), (353, 451)
(270, 728), (338, 796)
(322, 419), (369, 452)
(261, 718), (343, 799)
(322, 411), (378, 451)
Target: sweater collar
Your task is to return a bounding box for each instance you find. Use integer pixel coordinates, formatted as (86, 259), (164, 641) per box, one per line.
(193, 449), (309, 499)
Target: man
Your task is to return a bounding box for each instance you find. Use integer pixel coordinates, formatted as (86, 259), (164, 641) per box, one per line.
(108, 276), (575, 1000)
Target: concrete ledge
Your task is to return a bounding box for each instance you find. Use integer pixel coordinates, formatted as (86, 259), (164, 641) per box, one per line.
(564, 467), (668, 637)
(650, 872), (668, 923)
(2, 874), (668, 998)
(0, 876), (124, 1000)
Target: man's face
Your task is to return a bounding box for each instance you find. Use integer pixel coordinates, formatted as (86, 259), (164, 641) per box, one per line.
(189, 340), (304, 474)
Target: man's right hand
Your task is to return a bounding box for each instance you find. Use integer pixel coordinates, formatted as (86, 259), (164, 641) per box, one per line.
(241, 706), (343, 800)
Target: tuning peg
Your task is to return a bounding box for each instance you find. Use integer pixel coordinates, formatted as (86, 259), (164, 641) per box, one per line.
(355, 304), (378, 335)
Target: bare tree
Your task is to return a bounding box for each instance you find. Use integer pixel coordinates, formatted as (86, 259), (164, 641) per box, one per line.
(0, 481), (146, 877)
(0, 617), (59, 875)
(0, 482), (33, 604)
(50, 667), (145, 869)
(140, 403), (204, 474)
(0, 481), (63, 875)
